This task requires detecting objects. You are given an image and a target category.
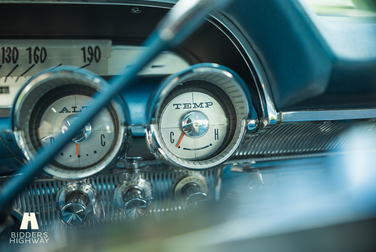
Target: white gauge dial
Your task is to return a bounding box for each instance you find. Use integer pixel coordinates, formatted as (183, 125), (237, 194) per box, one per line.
(37, 95), (116, 168)
(149, 65), (250, 170)
(160, 92), (228, 160)
(13, 68), (127, 179)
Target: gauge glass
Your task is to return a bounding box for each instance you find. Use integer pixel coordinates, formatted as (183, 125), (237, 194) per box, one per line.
(13, 69), (126, 179)
(149, 65), (250, 170)
(37, 95), (116, 169)
(157, 81), (237, 163)
(26, 84), (120, 174)
(160, 92), (228, 160)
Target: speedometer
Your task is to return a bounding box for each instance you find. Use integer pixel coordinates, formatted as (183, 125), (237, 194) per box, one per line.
(147, 64), (251, 170)
(12, 67), (127, 179)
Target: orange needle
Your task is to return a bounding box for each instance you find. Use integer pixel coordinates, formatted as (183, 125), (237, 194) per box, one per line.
(76, 143), (79, 156)
(176, 132), (185, 148)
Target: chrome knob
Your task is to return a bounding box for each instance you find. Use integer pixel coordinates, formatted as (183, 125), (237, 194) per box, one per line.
(114, 179), (152, 219)
(182, 183), (208, 208)
(172, 175), (208, 208)
(60, 193), (87, 225)
(124, 188), (148, 219)
(56, 183), (96, 226)
(182, 111), (209, 138)
(60, 115), (92, 143)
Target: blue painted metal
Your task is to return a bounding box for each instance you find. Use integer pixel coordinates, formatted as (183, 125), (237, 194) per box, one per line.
(121, 75), (167, 128)
(222, 0), (376, 110)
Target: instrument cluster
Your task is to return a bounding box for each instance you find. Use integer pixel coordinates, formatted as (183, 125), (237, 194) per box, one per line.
(0, 1), (261, 233)
(10, 56), (253, 179)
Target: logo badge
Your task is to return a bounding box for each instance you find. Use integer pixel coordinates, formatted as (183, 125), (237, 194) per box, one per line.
(20, 213), (39, 230)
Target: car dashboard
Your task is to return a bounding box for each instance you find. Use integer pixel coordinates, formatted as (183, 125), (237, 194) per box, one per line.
(1, 0), (376, 251)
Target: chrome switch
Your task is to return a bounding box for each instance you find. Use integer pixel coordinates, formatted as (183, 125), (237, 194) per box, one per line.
(172, 175), (208, 208)
(114, 178), (152, 219)
(56, 183), (96, 226)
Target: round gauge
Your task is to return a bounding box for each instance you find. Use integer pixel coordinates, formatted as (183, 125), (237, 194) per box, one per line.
(147, 64), (251, 170)
(31, 85), (118, 170)
(13, 67), (127, 179)
(158, 82), (235, 161)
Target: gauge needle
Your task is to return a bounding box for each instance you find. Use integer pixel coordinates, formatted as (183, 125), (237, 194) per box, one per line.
(176, 132), (185, 148)
(76, 143), (79, 156)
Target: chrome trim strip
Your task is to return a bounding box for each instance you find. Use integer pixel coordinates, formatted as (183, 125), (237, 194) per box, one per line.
(0, 1), (173, 9)
(208, 15), (278, 128)
(281, 109), (376, 122)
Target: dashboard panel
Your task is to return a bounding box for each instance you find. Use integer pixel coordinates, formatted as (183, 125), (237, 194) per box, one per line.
(1, 0), (376, 251)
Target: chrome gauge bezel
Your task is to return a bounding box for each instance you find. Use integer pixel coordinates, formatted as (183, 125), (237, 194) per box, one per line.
(12, 67), (127, 179)
(147, 63), (251, 170)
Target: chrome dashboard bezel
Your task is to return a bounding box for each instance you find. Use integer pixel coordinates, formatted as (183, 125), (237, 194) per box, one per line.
(147, 63), (251, 170)
(11, 67), (128, 180)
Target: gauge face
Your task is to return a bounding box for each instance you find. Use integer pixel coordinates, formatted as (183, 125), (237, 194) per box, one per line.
(27, 84), (120, 174)
(159, 91), (229, 160)
(149, 65), (250, 170)
(36, 94), (116, 169)
(157, 81), (237, 163)
(13, 69), (127, 179)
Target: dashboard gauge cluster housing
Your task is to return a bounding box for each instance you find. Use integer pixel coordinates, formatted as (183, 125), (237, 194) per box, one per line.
(147, 63), (252, 170)
(11, 67), (128, 179)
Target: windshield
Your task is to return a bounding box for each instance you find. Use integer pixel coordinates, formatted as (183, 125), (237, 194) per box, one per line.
(305, 0), (376, 16)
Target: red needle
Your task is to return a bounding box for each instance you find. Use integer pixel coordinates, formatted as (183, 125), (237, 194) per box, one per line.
(76, 143), (79, 156)
(176, 132), (185, 148)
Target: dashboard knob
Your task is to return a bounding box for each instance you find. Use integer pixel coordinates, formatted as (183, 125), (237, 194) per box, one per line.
(114, 179), (152, 219)
(124, 188), (148, 219)
(56, 183), (97, 226)
(60, 193), (87, 225)
(182, 183), (208, 208)
(172, 175), (208, 208)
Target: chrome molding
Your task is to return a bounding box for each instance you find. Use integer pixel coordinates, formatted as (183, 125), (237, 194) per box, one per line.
(281, 109), (376, 122)
(0, 0), (174, 9)
(208, 15), (278, 129)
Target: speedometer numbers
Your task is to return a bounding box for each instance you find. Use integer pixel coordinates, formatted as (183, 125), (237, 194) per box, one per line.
(148, 64), (251, 170)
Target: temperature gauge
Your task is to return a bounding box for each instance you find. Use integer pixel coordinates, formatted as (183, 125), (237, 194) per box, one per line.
(148, 64), (251, 170)
(159, 84), (232, 161)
